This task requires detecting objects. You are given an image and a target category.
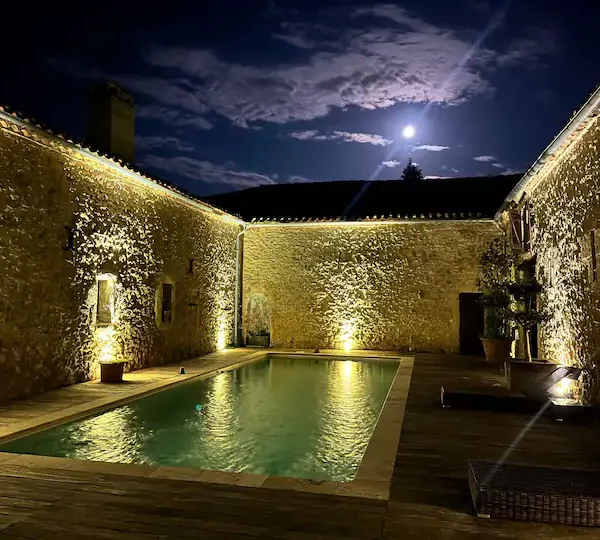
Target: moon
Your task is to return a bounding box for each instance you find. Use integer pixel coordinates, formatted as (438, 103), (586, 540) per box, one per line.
(402, 125), (416, 139)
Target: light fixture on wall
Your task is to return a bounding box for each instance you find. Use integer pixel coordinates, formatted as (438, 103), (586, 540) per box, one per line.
(340, 321), (355, 352)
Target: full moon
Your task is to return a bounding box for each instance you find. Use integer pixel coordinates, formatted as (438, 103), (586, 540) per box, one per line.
(402, 125), (416, 139)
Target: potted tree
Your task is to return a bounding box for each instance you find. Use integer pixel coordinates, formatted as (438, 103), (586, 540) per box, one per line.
(505, 278), (549, 362)
(504, 277), (553, 393)
(478, 237), (514, 363)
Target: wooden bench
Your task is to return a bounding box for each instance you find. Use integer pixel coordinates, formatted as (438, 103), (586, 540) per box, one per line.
(469, 460), (600, 526)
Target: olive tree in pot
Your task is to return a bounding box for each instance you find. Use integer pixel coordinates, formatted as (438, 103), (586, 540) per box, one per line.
(478, 237), (514, 363)
(505, 278), (549, 362)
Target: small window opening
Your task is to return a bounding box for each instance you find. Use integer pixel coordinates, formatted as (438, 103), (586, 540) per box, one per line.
(96, 279), (114, 325)
(161, 283), (173, 324)
(63, 226), (74, 251)
(188, 258), (195, 274)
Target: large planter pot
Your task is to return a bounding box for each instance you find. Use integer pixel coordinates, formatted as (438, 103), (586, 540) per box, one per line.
(505, 359), (556, 393)
(480, 337), (512, 363)
(100, 362), (126, 383)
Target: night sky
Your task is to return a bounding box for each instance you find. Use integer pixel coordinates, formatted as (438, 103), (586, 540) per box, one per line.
(1, 0), (598, 196)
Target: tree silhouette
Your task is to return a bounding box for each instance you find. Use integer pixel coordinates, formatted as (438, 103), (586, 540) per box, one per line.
(400, 158), (424, 182)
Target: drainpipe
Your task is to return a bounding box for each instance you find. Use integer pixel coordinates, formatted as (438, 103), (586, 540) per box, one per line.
(234, 224), (249, 347)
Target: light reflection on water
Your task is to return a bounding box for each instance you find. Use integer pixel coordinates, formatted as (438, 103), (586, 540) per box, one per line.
(1, 357), (398, 481)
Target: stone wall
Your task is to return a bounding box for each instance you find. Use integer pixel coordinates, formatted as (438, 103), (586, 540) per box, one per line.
(522, 115), (600, 400)
(242, 221), (499, 352)
(0, 120), (241, 402)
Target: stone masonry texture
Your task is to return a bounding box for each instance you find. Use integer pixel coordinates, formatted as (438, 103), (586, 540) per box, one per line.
(0, 123), (240, 402)
(243, 222), (499, 352)
(516, 115), (600, 402)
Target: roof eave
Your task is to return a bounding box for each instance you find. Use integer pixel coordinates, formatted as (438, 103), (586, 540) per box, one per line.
(494, 84), (600, 221)
(0, 107), (245, 226)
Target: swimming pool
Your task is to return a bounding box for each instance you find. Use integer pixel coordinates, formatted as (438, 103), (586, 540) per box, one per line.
(0, 355), (399, 482)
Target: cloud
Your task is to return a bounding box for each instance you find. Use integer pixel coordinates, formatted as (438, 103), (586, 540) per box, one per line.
(141, 155), (277, 188)
(272, 33), (315, 49)
(333, 131), (392, 145)
(135, 135), (194, 152)
(382, 160), (401, 168)
(287, 174), (317, 183)
(140, 5), (558, 127)
(288, 130), (392, 145)
(288, 130), (323, 140)
(137, 105), (213, 130)
(491, 162), (505, 168)
(495, 29), (560, 69)
(474, 155), (497, 162)
(500, 168), (524, 176)
(272, 21), (340, 50)
(424, 175), (447, 179)
(413, 145), (450, 152)
(118, 75), (209, 114)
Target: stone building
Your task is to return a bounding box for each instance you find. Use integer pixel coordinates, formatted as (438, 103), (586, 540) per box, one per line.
(496, 84), (600, 400)
(0, 103), (243, 402)
(1, 82), (599, 403)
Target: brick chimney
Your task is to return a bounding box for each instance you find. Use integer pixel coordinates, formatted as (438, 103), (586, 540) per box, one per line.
(87, 81), (135, 163)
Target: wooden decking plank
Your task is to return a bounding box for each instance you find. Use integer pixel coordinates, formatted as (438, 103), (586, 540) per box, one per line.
(25, 506), (372, 540)
(53, 493), (382, 537)
(382, 354), (600, 539)
(0, 472), (383, 518)
(0, 521), (170, 540)
(2, 352), (600, 539)
(0, 468), (385, 516)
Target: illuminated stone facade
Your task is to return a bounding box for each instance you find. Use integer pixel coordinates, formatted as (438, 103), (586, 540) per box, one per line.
(243, 222), (499, 352)
(0, 120), (241, 402)
(503, 114), (600, 400)
(6, 90), (599, 403)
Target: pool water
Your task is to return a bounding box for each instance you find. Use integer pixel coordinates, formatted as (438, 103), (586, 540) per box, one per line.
(0, 356), (398, 481)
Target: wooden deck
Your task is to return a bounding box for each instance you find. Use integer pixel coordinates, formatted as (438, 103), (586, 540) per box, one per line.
(1, 354), (599, 539)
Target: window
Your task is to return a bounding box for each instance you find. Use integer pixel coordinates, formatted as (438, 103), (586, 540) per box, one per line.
(188, 258), (195, 274)
(509, 203), (534, 252)
(96, 279), (114, 325)
(522, 204), (532, 252)
(509, 209), (522, 248)
(161, 283), (173, 324)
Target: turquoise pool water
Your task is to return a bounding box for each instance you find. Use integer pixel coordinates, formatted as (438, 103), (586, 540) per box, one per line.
(0, 356), (398, 481)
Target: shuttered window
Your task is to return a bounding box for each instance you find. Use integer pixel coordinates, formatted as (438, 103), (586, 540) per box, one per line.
(161, 283), (173, 324)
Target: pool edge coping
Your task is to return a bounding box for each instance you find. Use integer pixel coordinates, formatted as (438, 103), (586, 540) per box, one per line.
(0, 350), (267, 444)
(0, 352), (415, 501)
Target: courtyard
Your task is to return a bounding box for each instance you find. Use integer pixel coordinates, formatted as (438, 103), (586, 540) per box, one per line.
(0, 350), (597, 539)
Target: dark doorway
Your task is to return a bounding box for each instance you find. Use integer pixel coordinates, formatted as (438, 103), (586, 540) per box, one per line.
(459, 293), (484, 355)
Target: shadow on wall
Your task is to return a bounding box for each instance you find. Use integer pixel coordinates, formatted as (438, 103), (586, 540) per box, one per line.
(246, 294), (271, 347)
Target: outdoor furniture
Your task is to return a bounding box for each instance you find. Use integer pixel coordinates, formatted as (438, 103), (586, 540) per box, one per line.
(441, 362), (582, 412)
(440, 385), (540, 412)
(469, 460), (600, 527)
(505, 360), (581, 399)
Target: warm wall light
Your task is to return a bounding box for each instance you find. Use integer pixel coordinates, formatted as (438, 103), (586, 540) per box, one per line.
(551, 376), (575, 397)
(340, 321), (355, 351)
(216, 312), (229, 351)
(217, 331), (227, 351)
